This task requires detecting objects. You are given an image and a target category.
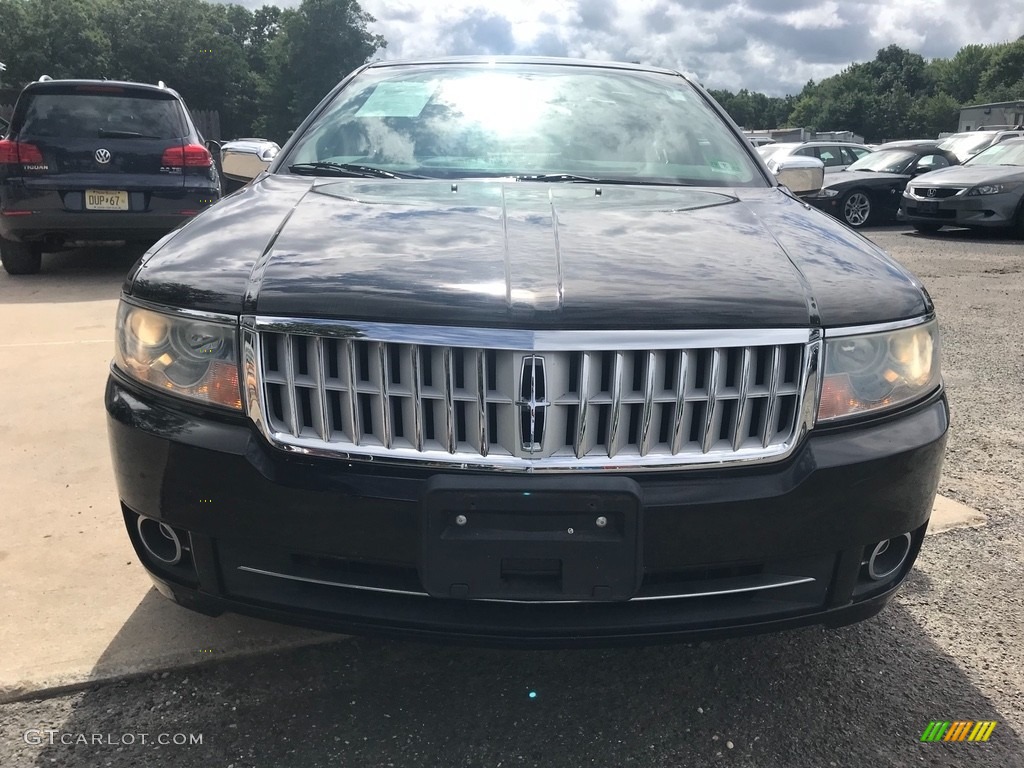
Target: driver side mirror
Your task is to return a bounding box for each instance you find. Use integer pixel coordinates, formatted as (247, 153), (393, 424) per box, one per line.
(770, 156), (825, 196)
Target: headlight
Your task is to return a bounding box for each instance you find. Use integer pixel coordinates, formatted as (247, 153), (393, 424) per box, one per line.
(114, 301), (242, 410)
(967, 183), (1020, 196)
(810, 188), (840, 198)
(817, 319), (940, 422)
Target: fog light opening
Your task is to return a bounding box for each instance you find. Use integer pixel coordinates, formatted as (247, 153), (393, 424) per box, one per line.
(137, 516), (183, 565)
(867, 533), (912, 581)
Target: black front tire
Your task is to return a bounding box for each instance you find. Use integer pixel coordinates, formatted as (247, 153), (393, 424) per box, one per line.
(840, 190), (872, 228)
(0, 238), (43, 275)
(912, 222), (942, 233)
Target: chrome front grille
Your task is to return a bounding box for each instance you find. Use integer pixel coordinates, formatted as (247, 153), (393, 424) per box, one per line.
(243, 320), (819, 471)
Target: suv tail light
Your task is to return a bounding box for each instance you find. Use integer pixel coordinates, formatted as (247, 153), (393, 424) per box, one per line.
(0, 140), (45, 164)
(161, 144), (213, 168)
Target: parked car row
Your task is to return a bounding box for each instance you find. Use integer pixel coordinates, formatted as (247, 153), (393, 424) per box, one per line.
(766, 128), (1024, 235)
(804, 144), (959, 227)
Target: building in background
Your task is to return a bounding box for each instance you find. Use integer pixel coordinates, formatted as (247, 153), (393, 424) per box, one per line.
(958, 101), (1024, 132)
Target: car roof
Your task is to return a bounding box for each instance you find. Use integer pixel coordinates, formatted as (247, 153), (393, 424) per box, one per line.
(364, 55), (683, 77)
(798, 141), (868, 147)
(873, 143), (943, 152)
(876, 139), (939, 147)
(19, 79), (183, 99)
(947, 129), (1019, 138)
(772, 141), (868, 150)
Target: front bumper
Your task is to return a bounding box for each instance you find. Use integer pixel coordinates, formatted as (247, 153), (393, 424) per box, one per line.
(106, 370), (948, 647)
(898, 190), (1021, 228)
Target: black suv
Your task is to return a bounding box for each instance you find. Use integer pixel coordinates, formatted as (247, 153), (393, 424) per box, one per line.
(0, 78), (220, 275)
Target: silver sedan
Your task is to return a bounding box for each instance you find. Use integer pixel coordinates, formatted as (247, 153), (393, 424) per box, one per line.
(899, 138), (1024, 234)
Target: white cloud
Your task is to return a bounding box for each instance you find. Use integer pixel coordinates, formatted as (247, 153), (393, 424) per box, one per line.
(222, 0), (1024, 94)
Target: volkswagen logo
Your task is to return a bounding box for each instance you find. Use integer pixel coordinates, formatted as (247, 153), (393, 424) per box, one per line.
(95, 148), (112, 164)
(927, 188), (937, 198)
(516, 355), (548, 454)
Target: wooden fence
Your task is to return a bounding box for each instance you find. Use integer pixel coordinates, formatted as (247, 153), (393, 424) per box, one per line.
(191, 109), (221, 141)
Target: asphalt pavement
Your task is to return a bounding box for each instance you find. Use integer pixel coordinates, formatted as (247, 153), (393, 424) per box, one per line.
(1, 226), (1022, 767)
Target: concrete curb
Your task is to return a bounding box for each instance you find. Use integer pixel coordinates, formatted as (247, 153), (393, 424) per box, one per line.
(927, 495), (987, 535)
(0, 633), (349, 705)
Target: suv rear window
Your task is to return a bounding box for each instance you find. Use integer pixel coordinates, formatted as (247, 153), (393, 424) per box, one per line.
(18, 91), (187, 140)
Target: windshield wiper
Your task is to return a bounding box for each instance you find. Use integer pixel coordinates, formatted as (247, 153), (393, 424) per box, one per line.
(97, 129), (162, 138)
(288, 162), (427, 179)
(514, 173), (681, 185)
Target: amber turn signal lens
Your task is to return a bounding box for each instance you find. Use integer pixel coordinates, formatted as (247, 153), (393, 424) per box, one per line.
(199, 360), (242, 410)
(818, 374), (856, 422)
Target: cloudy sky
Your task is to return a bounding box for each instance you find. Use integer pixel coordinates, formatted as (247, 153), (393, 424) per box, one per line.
(229, 0), (1024, 95)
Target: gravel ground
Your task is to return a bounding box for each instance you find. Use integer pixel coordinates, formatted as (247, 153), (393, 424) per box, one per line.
(1, 226), (1022, 768)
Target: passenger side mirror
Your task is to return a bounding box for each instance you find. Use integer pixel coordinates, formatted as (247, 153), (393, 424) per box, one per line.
(220, 139), (281, 183)
(771, 156), (825, 196)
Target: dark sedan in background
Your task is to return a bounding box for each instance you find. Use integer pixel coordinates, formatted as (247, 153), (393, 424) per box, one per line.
(0, 78), (220, 274)
(900, 137), (1024, 234)
(805, 144), (959, 227)
(106, 56), (946, 647)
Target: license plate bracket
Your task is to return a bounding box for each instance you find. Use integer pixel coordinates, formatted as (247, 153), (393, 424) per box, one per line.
(85, 189), (129, 211)
(420, 476), (642, 602)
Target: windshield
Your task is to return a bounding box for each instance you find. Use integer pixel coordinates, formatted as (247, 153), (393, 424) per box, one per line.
(847, 150), (916, 174)
(283, 63), (764, 187)
(938, 133), (996, 160)
(964, 141), (1024, 167)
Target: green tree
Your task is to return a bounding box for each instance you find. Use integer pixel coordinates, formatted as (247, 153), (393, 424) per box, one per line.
(2, 0), (113, 83)
(907, 93), (960, 137)
(932, 44), (995, 103)
(258, 0), (385, 141)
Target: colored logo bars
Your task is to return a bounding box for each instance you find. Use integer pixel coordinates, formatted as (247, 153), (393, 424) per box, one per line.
(920, 721), (997, 742)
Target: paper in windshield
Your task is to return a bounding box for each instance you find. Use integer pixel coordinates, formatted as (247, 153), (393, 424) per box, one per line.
(356, 82), (435, 118)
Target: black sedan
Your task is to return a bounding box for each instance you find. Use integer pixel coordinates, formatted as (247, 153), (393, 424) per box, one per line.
(106, 57), (946, 647)
(805, 144), (959, 227)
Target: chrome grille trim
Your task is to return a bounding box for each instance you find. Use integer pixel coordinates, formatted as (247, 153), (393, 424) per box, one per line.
(242, 318), (821, 473)
(236, 565), (816, 604)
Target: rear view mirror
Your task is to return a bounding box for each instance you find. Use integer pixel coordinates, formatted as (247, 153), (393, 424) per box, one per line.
(771, 156), (825, 196)
(220, 138), (281, 183)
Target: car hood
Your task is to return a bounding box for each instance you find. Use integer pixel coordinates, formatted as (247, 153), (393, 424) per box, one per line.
(910, 164), (1024, 187)
(823, 170), (908, 188)
(128, 176), (929, 329)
